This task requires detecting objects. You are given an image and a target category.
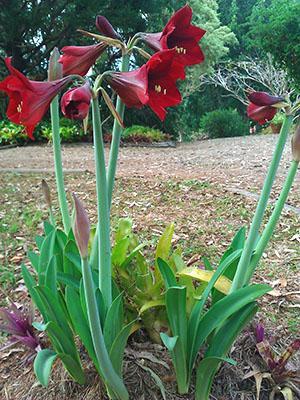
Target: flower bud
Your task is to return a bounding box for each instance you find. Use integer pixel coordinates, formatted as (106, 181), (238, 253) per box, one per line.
(41, 179), (52, 208)
(48, 47), (63, 81)
(72, 193), (90, 259)
(95, 15), (121, 40)
(61, 82), (91, 120)
(291, 125), (300, 162)
(248, 91), (285, 107)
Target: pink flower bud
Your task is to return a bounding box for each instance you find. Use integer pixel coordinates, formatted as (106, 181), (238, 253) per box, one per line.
(95, 15), (121, 40)
(292, 125), (300, 162)
(72, 193), (90, 259)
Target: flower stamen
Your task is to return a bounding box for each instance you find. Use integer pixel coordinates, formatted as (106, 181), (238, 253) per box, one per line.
(17, 101), (23, 113)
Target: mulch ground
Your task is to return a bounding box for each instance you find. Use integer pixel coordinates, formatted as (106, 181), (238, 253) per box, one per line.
(0, 134), (299, 399)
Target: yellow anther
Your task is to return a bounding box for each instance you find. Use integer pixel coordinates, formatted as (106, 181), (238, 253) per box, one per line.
(163, 89), (167, 95)
(17, 102), (23, 113)
(155, 84), (162, 93)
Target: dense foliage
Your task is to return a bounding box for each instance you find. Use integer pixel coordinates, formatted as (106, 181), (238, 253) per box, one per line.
(200, 108), (249, 138)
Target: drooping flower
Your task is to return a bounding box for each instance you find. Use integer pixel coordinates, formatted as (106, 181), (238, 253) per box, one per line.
(61, 82), (92, 120)
(141, 5), (206, 69)
(247, 91), (286, 125)
(106, 49), (183, 120)
(291, 125), (300, 162)
(95, 15), (121, 40)
(59, 43), (107, 76)
(0, 58), (72, 138)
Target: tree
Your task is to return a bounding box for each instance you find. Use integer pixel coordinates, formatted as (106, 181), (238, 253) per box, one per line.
(0, 0), (170, 78)
(247, 0), (300, 86)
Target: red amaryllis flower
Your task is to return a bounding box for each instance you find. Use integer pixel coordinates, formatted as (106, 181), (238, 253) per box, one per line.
(0, 58), (71, 139)
(247, 91), (285, 125)
(61, 82), (91, 120)
(59, 43), (107, 76)
(95, 15), (121, 40)
(141, 5), (205, 69)
(106, 50), (183, 120)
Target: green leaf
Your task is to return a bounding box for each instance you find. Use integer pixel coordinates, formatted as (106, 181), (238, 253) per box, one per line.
(35, 235), (44, 250)
(120, 243), (147, 269)
(179, 268), (232, 294)
(65, 286), (100, 374)
(21, 264), (47, 317)
(38, 230), (56, 284)
(195, 357), (236, 400)
(57, 272), (80, 290)
(104, 294), (124, 352)
(64, 240), (82, 274)
(160, 333), (178, 352)
(34, 286), (73, 339)
(189, 284), (270, 371)
(138, 363), (167, 400)
(157, 257), (177, 289)
(196, 303), (258, 399)
(109, 320), (135, 376)
(58, 353), (85, 385)
(115, 218), (133, 243)
(139, 299), (165, 315)
(155, 223), (174, 262)
(34, 349), (57, 387)
(165, 286), (188, 393)
(28, 250), (39, 272)
(44, 221), (55, 235)
(112, 237), (130, 266)
(45, 256), (57, 295)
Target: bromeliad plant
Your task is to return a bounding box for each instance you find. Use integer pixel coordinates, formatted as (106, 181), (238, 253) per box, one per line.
(0, 4), (299, 400)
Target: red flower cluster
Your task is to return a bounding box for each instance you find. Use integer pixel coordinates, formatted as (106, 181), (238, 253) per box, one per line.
(247, 91), (285, 125)
(141, 5), (206, 70)
(0, 58), (71, 138)
(106, 50), (184, 120)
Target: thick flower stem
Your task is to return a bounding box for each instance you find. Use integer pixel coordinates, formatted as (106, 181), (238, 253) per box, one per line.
(244, 159), (299, 285)
(91, 96), (112, 308)
(81, 256), (129, 400)
(107, 53), (130, 206)
(50, 96), (71, 232)
(90, 54), (130, 269)
(230, 114), (293, 292)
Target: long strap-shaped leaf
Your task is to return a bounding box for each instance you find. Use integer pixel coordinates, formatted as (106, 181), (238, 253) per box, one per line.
(188, 250), (242, 365)
(189, 284), (270, 372)
(195, 303), (258, 400)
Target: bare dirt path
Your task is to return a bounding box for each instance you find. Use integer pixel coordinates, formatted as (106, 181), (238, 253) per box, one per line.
(1, 134), (299, 208)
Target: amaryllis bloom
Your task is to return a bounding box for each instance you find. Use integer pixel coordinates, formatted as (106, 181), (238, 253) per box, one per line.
(61, 82), (91, 120)
(95, 15), (121, 40)
(141, 5), (206, 69)
(106, 50), (183, 120)
(59, 43), (107, 76)
(247, 91), (285, 125)
(0, 58), (71, 139)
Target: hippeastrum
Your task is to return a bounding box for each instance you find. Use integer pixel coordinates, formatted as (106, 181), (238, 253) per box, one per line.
(59, 43), (107, 76)
(0, 58), (72, 138)
(106, 49), (183, 120)
(140, 5), (205, 69)
(61, 81), (92, 120)
(247, 91), (286, 125)
(95, 15), (121, 40)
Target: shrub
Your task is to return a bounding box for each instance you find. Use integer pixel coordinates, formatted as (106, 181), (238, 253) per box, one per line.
(122, 125), (170, 143)
(200, 108), (249, 138)
(0, 120), (30, 145)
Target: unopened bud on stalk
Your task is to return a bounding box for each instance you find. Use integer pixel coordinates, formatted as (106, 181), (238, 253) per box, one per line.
(41, 179), (52, 208)
(48, 47), (63, 81)
(72, 193), (90, 259)
(291, 125), (300, 162)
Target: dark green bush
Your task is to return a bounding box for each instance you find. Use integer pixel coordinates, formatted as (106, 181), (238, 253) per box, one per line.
(200, 108), (249, 139)
(122, 125), (169, 143)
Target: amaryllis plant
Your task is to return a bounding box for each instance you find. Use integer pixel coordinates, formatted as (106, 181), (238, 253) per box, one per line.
(0, 4), (299, 400)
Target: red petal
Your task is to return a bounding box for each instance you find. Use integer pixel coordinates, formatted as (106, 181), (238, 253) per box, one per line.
(248, 91), (285, 106)
(247, 103), (277, 125)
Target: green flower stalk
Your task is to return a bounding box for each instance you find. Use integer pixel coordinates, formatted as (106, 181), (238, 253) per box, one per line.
(90, 52), (130, 269)
(48, 48), (71, 232)
(73, 194), (129, 400)
(50, 96), (71, 233)
(244, 159), (299, 284)
(91, 94), (112, 308)
(230, 113), (293, 291)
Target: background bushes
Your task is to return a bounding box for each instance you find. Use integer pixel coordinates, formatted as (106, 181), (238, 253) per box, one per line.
(200, 108), (249, 138)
